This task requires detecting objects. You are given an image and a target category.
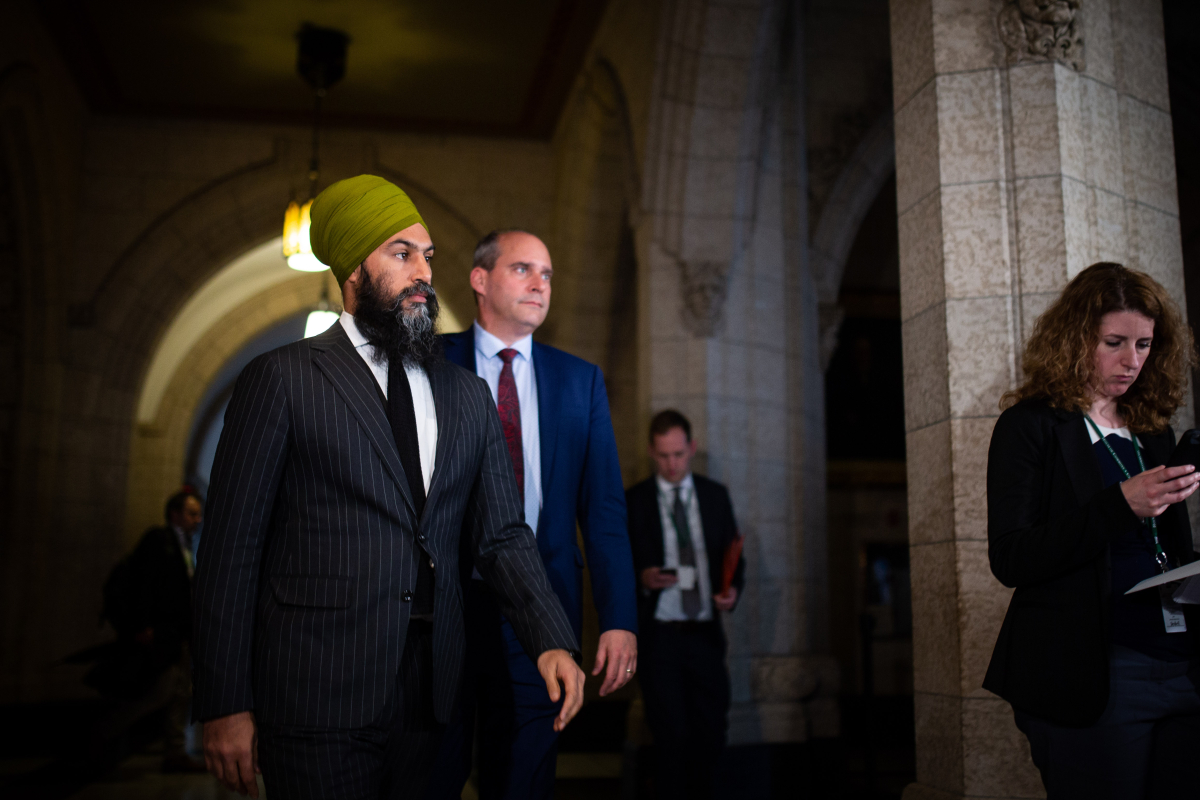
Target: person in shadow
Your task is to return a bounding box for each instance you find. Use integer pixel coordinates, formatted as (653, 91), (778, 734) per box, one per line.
(89, 487), (205, 772)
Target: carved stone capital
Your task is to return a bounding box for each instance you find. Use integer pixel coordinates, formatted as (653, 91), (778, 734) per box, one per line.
(678, 259), (729, 338)
(998, 0), (1084, 72)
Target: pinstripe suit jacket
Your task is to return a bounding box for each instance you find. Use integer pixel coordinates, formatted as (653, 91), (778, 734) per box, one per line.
(192, 324), (577, 729)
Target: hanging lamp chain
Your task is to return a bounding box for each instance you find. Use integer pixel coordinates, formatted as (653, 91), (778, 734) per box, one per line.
(308, 88), (324, 197)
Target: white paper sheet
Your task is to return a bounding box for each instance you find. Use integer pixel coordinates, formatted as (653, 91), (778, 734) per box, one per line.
(1124, 559), (1200, 595)
(1172, 575), (1200, 605)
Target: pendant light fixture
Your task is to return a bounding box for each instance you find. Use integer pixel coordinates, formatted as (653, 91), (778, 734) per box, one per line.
(283, 24), (349, 272)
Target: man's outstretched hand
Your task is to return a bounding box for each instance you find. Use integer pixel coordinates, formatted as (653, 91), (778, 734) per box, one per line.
(203, 710), (260, 797)
(537, 648), (586, 732)
(593, 629), (637, 696)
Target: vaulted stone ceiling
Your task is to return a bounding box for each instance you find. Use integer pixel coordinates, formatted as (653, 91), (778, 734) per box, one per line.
(38, 0), (607, 136)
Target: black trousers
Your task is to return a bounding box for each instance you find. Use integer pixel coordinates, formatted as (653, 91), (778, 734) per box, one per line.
(426, 580), (562, 800)
(1014, 646), (1200, 800)
(257, 620), (443, 800)
(639, 619), (730, 800)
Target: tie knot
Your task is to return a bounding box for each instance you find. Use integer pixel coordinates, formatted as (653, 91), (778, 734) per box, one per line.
(499, 348), (518, 365)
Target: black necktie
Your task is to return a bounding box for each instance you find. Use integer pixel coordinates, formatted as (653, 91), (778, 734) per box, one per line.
(387, 358), (434, 616)
(673, 487), (702, 619)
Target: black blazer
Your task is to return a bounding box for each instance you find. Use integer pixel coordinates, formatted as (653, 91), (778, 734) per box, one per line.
(129, 526), (193, 663)
(984, 398), (1197, 726)
(625, 474), (746, 633)
(192, 324), (576, 729)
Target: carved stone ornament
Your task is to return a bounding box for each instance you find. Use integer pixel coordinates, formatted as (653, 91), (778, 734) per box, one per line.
(998, 0), (1084, 72)
(678, 259), (729, 338)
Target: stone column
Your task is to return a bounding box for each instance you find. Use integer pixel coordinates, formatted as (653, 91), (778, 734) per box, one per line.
(639, 0), (839, 743)
(890, 0), (1186, 797)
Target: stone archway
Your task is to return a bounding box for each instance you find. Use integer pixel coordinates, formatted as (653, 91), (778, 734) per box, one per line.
(809, 112), (896, 370)
(123, 267), (334, 543)
(54, 139), (487, 557)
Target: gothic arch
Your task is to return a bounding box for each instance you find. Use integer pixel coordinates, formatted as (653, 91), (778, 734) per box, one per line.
(76, 139), (486, 545)
(808, 112), (896, 368)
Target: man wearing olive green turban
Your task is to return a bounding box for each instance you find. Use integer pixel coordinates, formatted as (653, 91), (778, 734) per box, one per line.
(194, 174), (585, 799)
(309, 174), (430, 287)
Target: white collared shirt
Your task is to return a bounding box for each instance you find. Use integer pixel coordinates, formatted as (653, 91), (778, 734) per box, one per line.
(339, 312), (438, 493)
(653, 473), (713, 621)
(472, 322), (542, 534)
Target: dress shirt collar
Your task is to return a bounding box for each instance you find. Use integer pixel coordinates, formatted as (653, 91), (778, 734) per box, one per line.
(340, 311), (370, 349)
(473, 321), (533, 362)
(655, 472), (695, 497)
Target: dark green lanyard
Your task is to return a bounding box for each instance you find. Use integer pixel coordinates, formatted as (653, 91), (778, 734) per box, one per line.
(1085, 415), (1170, 573)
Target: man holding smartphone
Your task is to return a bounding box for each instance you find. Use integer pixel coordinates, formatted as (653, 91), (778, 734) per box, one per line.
(625, 409), (745, 800)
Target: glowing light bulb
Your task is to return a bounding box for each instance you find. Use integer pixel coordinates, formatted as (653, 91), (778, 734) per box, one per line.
(304, 309), (339, 338)
(282, 199), (328, 272)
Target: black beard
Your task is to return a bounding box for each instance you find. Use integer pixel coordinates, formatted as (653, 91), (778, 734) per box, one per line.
(352, 267), (442, 369)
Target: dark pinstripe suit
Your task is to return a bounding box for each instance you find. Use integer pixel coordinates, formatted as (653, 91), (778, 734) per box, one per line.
(192, 323), (576, 794)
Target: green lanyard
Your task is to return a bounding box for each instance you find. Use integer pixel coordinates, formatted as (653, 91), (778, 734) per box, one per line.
(1084, 415), (1170, 573)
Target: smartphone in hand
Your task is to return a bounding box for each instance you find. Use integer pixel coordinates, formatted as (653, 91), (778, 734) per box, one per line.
(1167, 429), (1200, 470)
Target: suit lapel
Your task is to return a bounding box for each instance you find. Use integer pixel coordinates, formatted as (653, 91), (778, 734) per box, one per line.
(424, 359), (461, 517)
(693, 478), (726, 563)
(1055, 414), (1104, 507)
(311, 326), (417, 518)
(645, 484), (665, 566)
(533, 343), (560, 506)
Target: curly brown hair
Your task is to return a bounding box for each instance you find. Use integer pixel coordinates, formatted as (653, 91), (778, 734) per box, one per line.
(1001, 262), (1196, 433)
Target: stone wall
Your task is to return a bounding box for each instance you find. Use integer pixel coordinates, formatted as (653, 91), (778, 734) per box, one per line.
(0, 0), (91, 701)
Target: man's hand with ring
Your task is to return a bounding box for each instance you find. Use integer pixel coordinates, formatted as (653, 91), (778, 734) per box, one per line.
(593, 629), (638, 696)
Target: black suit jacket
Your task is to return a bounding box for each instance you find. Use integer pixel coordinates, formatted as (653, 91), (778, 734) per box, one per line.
(192, 324), (576, 728)
(625, 474), (745, 634)
(984, 398), (1198, 726)
(130, 525), (192, 663)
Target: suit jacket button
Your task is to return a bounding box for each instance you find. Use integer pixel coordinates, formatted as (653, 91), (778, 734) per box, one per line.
(417, 533), (427, 542)
(402, 590), (413, 602)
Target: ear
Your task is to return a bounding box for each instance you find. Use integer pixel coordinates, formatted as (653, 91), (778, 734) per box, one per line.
(341, 264), (364, 314)
(469, 266), (489, 297)
(687, 440), (697, 457)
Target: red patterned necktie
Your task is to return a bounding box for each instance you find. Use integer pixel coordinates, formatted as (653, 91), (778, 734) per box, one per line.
(497, 348), (524, 496)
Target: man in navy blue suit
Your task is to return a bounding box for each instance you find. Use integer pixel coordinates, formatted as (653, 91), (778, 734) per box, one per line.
(434, 230), (638, 799)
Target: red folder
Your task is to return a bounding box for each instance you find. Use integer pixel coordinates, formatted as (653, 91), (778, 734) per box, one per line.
(720, 535), (744, 595)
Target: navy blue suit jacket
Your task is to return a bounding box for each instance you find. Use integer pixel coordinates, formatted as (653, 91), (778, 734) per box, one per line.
(442, 328), (638, 641)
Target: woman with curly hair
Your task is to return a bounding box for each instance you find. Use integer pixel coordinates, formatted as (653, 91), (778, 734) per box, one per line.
(984, 262), (1200, 798)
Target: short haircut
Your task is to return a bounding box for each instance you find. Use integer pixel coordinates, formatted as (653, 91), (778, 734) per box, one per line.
(472, 229), (533, 272)
(165, 487), (202, 524)
(649, 409), (692, 444)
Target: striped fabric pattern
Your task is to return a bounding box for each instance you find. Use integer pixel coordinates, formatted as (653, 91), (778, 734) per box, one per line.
(192, 323), (577, 728)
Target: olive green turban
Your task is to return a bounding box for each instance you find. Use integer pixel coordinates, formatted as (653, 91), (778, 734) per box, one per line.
(309, 174), (429, 286)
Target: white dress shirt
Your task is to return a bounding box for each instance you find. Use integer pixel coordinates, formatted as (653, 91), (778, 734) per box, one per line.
(339, 312), (438, 493)
(472, 322), (542, 534)
(653, 473), (713, 621)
